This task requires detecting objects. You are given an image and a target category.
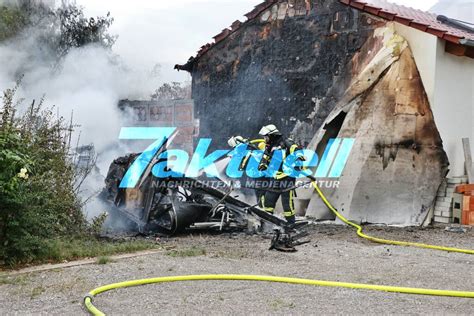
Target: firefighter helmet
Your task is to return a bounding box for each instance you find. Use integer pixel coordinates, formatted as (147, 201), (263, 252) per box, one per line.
(259, 124), (281, 136)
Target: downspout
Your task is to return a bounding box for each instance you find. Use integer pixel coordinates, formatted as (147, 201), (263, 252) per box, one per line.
(437, 15), (474, 33)
(459, 39), (474, 47)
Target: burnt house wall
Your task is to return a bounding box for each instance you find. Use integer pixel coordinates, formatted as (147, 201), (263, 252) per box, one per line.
(191, 0), (380, 148)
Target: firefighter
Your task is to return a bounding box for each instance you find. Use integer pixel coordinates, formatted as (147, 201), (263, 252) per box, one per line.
(229, 125), (302, 224)
(257, 124), (300, 224)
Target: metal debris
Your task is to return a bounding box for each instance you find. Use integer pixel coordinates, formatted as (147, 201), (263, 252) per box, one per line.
(101, 151), (310, 251)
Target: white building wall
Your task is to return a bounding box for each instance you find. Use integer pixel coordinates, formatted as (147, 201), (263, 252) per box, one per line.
(394, 22), (474, 177)
(433, 41), (474, 176)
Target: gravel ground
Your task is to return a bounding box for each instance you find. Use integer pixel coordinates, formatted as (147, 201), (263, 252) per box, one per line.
(1, 224), (474, 315)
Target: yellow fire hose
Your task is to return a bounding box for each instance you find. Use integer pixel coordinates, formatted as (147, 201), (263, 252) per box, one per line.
(310, 181), (474, 255)
(84, 182), (474, 315)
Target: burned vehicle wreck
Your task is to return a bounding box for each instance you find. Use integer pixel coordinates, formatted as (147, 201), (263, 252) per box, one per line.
(101, 148), (309, 251)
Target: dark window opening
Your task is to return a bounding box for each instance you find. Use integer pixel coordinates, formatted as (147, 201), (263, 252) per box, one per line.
(315, 111), (347, 160)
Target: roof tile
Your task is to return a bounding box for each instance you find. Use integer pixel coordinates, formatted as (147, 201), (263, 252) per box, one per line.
(393, 15), (412, 26)
(213, 29), (232, 43)
(189, 0), (474, 61)
(343, 0), (474, 43)
(363, 4), (382, 16)
(231, 20), (242, 31)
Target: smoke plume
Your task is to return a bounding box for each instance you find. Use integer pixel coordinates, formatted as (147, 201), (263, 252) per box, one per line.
(0, 6), (159, 222)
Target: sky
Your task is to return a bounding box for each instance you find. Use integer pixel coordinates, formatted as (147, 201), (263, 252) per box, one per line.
(75, 0), (440, 84)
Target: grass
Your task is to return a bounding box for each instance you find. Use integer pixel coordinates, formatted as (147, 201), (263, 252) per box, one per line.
(96, 256), (112, 265)
(30, 286), (45, 299)
(2, 237), (159, 269)
(43, 238), (158, 263)
(0, 274), (29, 285)
(167, 246), (206, 257)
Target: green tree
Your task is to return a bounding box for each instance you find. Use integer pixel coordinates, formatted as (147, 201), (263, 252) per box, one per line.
(0, 1), (116, 59)
(0, 5), (27, 41)
(52, 4), (116, 58)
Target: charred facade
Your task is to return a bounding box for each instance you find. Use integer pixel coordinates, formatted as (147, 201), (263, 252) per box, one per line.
(188, 0), (381, 148)
(178, 0), (450, 225)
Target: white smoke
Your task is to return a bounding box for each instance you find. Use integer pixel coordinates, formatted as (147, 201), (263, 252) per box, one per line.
(0, 0), (269, 229)
(1, 43), (157, 156)
(0, 19), (161, 220)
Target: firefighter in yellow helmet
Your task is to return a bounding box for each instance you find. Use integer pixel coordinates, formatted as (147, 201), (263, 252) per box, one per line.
(228, 125), (302, 224)
(257, 124), (301, 224)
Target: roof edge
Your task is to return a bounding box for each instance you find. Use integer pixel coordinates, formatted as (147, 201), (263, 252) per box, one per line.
(193, 0), (277, 61)
(340, 0), (466, 45)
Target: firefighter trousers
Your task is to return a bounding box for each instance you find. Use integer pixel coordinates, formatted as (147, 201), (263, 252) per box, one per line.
(259, 179), (296, 224)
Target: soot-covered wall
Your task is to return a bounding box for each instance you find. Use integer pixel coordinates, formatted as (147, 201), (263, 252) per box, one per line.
(189, 0), (381, 148)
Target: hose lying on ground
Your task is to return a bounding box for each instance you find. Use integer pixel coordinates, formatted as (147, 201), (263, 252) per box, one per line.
(84, 274), (474, 316)
(84, 182), (474, 315)
(310, 181), (474, 255)
(239, 139), (474, 254)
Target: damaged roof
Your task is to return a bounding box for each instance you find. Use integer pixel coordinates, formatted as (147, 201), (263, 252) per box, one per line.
(182, 0), (474, 65)
(192, 0), (278, 60)
(342, 0), (474, 45)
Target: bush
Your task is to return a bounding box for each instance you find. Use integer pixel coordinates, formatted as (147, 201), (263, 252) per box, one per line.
(0, 83), (87, 266)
